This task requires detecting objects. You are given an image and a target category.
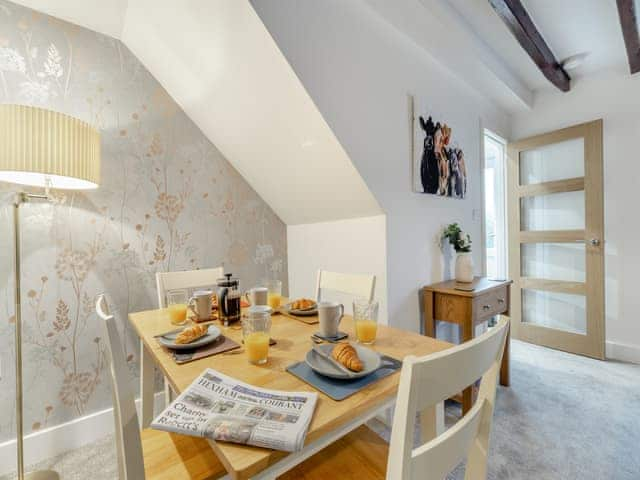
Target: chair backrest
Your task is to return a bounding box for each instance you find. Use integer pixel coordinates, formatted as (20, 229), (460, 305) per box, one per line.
(96, 294), (146, 480)
(155, 267), (223, 308)
(315, 270), (376, 303)
(387, 318), (509, 480)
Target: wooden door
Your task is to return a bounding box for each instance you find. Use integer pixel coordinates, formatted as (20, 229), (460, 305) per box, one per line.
(507, 120), (604, 359)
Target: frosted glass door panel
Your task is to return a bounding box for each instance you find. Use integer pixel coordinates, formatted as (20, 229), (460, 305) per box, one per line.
(520, 138), (584, 185)
(522, 289), (586, 334)
(521, 243), (585, 282)
(521, 190), (585, 231)
(510, 120), (603, 358)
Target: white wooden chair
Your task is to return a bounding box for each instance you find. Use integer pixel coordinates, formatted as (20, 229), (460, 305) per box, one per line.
(280, 318), (509, 480)
(155, 267), (224, 308)
(315, 270), (376, 303)
(154, 267), (224, 404)
(96, 295), (226, 480)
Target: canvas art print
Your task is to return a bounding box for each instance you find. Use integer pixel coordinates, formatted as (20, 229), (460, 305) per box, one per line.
(414, 113), (468, 198)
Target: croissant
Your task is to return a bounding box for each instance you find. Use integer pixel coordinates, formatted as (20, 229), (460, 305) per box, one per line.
(175, 324), (208, 344)
(332, 343), (364, 372)
(291, 298), (316, 310)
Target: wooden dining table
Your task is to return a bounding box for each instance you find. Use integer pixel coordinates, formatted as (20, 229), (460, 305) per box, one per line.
(129, 307), (452, 479)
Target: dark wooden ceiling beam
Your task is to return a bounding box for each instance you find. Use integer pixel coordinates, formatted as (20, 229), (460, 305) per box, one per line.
(616, 0), (640, 74)
(488, 0), (571, 92)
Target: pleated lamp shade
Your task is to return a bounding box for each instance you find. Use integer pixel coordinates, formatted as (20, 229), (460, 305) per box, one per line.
(0, 104), (100, 189)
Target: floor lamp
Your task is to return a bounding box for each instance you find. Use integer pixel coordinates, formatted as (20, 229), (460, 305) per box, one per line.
(0, 105), (101, 480)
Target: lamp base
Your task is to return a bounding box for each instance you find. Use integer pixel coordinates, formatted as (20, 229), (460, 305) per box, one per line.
(25, 471), (60, 480)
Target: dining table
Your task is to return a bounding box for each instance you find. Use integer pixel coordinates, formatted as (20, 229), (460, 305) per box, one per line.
(129, 305), (452, 479)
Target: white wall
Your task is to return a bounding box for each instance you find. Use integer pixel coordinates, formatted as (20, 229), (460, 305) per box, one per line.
(120, 0), (382, 225)
(512, 71), (640, 363)
(287, 215), (388, 325)
(253, 0), (511, 332)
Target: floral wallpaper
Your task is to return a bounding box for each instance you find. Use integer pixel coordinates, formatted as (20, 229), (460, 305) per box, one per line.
(0, 1), (287, 442)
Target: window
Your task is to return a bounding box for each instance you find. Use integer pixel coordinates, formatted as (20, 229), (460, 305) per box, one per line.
(484, 131), (507, 280)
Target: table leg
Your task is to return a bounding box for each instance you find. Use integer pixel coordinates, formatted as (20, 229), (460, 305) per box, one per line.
(374, 406), (394, 428)
(164, 379), (174, 404)
(462, 319), (474, 415)
(500, 320), (511, 386)
(140, 340), (155, 428)
(420, 402), (445, 442)
(423, 289), (435, 337)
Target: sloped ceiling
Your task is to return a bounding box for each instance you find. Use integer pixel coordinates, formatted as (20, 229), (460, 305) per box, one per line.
(10, 0), (128, 39)
(11, 0), (382, 225)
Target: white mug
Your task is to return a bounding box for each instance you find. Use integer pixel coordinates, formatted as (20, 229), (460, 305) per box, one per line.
(245, 287), (268, 306)
(188, 290), (213, 321)
(318, 301), (344, 338)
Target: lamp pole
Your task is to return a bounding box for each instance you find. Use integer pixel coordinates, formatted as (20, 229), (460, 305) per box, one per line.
(1, 105), (100, 480)
(13, 192), (59, 480)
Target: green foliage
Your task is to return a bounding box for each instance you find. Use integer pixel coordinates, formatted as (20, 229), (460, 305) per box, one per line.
(442, 222), (472, 253)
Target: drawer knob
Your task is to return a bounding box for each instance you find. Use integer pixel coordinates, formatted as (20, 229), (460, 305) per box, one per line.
(483, 304), (491, 311)
(497, 298), (505, 304)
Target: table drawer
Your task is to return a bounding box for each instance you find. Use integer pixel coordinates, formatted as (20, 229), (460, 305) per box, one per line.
(473, 286), (508, 321)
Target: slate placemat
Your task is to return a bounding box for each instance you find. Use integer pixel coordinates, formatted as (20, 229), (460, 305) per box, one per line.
(157, 335), (241, 364)
(286, 355), (402, 401)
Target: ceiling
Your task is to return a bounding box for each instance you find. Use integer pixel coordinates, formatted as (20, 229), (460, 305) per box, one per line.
(365, 0), (633, 111)
(447, 0), (629, 92)
(10, 0), (635, 115)
(10, 0), (382, 225)
(365, 0), (534, 112)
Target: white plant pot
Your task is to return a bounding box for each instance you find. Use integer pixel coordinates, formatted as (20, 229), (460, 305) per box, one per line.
(455, 252), (474, 283)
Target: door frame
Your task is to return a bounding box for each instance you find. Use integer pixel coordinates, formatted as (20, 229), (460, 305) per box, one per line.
(483, 129), (508, 280)
(507, 119), (604, 359)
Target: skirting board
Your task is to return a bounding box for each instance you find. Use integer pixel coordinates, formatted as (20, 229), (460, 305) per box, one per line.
(0, 391), (165, 476)
(606, 340), (640, 364)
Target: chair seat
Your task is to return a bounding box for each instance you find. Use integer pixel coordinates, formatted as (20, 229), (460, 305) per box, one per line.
(141, 429), (227, 480)
(278, 425), (388, 480)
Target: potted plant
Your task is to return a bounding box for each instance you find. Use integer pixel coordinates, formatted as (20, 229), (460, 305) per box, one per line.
(442, 223), (474, 283)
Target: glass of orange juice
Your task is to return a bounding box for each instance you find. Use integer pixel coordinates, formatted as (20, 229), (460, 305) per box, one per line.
(242, 308), (272, 365)
(167, 290), (189, 325)
(353, 299), (379, 345)
(265, 279), (282, 310)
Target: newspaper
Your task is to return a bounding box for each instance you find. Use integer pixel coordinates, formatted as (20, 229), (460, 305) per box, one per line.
(151, 368), (318, 452)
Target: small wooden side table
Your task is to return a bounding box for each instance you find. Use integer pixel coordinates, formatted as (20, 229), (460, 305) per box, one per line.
(423, 277), (512, 414)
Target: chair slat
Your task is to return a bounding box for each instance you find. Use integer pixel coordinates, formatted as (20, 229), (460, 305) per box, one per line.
(410, 402), (484, 480)
(315, 270), (376, 302)
(413, 320), (508, 412)
(156, 267), (223, 307)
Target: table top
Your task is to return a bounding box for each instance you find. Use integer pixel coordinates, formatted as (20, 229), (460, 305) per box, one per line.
(128, 308), (451, 479)
(423, 277), (513, 297)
